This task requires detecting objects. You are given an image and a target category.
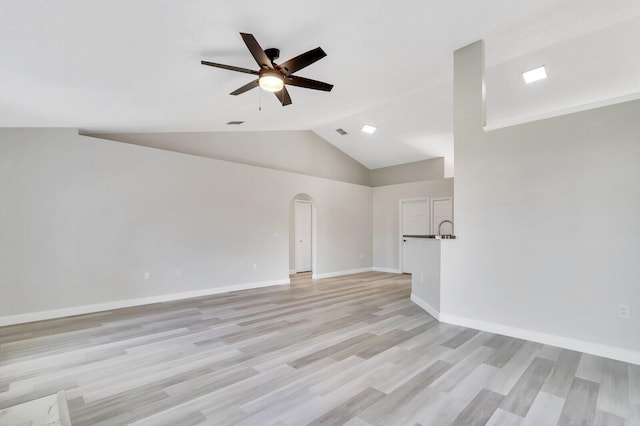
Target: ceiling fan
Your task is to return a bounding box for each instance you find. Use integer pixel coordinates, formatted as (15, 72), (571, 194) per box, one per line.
(201, 32), (333, 106)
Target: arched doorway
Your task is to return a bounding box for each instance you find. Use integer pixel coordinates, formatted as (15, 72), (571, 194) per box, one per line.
(289, 194), (317, 278)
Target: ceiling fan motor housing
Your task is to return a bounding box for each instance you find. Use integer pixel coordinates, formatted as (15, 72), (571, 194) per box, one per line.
(264, 48), (280, 63)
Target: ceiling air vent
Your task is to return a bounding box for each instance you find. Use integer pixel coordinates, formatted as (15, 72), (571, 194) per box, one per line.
(336, 128), (348, 135)
(226, 120), (244, 125)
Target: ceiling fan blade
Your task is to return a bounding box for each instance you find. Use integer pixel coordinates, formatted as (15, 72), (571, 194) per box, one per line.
(230, 80), (259, 95)
(274, 86), (292, 106)
(201, 61), (259, 75)
(240, 32), (274, 70)
(277, 47), (327, 75)
(285, 75), (333, 92)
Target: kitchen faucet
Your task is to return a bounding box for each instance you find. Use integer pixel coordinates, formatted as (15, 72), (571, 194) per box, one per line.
(438, 219), (454, 236)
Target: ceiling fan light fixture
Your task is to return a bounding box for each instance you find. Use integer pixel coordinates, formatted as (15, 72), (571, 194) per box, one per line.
(201, 32), (332, 106)
(259, 70), (284, 92)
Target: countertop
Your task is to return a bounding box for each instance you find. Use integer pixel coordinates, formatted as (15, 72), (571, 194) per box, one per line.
(403, 234), (457, 240)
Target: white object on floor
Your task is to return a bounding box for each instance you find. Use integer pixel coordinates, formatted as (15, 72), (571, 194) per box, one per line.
(0, 390), (71, 426)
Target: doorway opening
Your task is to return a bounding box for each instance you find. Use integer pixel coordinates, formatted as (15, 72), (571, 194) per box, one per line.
(289, 194), (317, 279)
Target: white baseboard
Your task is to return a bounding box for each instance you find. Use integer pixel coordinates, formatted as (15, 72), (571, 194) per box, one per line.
(0, 278), (290, 327)
(410, 293), (440, 320)
(372, 267), (402, 274)
(438, 312), (640, 366)
(288, 270), (296, 275)
(313, 267), (373, 280)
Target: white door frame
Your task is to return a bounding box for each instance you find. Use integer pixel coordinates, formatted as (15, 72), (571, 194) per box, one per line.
(399, 197), (429, 274)
(431, 197), (453, 235)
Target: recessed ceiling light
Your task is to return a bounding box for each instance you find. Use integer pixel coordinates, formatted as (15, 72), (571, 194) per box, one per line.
(362, 125), (377, 134)
(522, 66), (547, 84)
(226, 120), (244, 125)
(336, 128), (348, 135)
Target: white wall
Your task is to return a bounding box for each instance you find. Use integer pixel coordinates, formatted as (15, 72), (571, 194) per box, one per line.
(0, 128), (372, 319)
(90, 130), (370, 186)
(410, 239), (442, 313)
(368, 158), (445, 187)
(372, 179), (454, 272)
(442, 41), (640, 360)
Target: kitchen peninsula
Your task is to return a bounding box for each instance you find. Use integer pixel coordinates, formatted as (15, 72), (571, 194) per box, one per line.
(403, 233), (456, 320)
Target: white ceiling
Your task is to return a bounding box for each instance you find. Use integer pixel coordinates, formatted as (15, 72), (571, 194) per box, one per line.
(2, 0), (639, 169)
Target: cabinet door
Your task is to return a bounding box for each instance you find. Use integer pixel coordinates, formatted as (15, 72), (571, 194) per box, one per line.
(431, 198), (453, 234)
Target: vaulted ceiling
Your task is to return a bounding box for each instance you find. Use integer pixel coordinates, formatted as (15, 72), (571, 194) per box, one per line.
(2, 1), (639, 169)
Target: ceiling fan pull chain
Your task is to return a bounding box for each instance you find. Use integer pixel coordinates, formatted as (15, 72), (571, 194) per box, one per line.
(259, 86), (262, 111)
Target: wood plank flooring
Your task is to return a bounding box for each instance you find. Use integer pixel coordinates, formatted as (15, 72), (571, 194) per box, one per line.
(0, 272), (638, 425)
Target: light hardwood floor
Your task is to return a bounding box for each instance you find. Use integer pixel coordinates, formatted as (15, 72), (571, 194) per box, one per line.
(1, 272), (638, 425)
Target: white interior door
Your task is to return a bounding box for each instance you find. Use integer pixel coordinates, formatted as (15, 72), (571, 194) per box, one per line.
(431, 198), (453, 235)
(295, 201), (312, 272)
(401, 199), (429, 273)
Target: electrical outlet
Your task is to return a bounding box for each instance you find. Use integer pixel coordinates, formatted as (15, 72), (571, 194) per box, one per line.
(144, 272), (150, 280)
(618, 304), (630, 319)
(359, 253), (364, 260)
(253, 263), (257, 270)
(420, 273), (423, 282)
(176, 269), (182, 277)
